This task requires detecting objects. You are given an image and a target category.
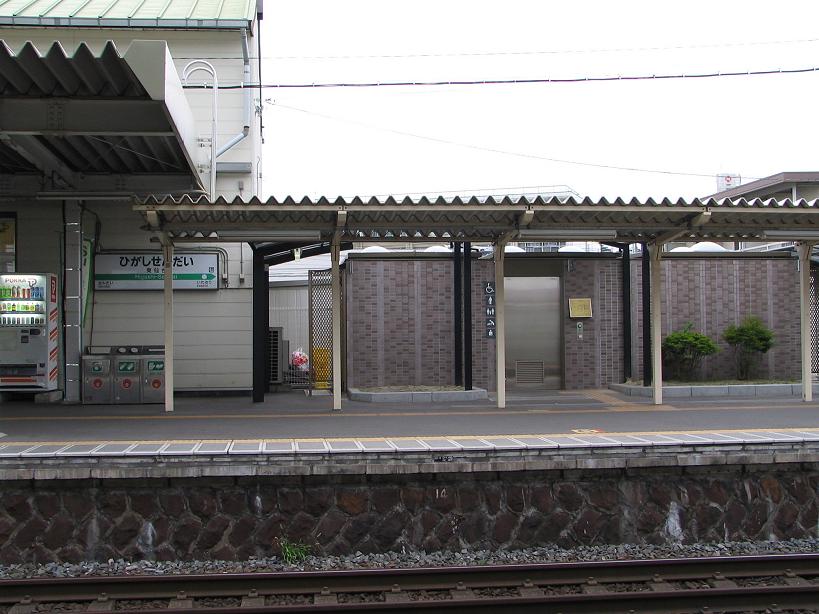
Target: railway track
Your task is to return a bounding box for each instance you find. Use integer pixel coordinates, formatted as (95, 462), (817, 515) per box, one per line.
(2, 554), (819, 613)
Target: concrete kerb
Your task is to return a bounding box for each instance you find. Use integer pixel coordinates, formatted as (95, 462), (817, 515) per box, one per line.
(348, 387), (488, 403)
(1, 442), (818, 481)
(610, 382), (811, 398)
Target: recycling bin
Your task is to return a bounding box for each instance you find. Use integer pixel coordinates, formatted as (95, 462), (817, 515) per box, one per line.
(141, 355), (165, 403)
(82, 355), (112, 404)
(113, 352), (142, 404)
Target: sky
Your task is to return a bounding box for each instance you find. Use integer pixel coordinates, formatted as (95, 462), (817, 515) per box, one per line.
(259, 1), (819, 201)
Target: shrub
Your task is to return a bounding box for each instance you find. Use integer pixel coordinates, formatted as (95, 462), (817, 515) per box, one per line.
(662, 323), (719, 381)
(723, 316), (774, 380)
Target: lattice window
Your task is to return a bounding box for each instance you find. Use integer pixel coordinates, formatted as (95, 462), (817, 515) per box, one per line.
(308, 270), (334, 391)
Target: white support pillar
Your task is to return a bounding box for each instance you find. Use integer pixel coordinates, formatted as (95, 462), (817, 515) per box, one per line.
(798, 242), (814, 402)
(495, 238), (507, 409)
(163, 241), (174, 412)
(648, 243), (664, 405)
(331, 239), (342, 411)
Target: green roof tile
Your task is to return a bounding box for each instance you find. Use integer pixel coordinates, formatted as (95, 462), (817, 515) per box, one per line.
(0, 0), (256, 25)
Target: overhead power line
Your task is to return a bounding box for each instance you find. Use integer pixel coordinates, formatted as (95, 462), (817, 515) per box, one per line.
(185, 65), (818, 90)
(174, 36), (817, 61)
(265, 101), (760, 182)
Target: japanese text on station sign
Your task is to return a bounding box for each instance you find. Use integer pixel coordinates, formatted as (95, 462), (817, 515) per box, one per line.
(94, 253), (219, 290)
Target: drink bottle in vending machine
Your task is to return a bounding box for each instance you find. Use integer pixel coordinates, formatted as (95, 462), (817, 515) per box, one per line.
(0, 273), (59, 391)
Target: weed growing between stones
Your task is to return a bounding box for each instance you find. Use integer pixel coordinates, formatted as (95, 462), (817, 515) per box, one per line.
(276, 538), (312, 565)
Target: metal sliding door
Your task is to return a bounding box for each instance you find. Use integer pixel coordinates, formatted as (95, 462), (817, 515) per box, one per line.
(505, 276), (561, 389)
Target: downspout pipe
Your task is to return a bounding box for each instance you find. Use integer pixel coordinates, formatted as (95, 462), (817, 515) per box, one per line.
(217, 28), (252, 158)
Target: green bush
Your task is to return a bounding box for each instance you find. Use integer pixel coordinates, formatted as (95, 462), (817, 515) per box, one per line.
(723, 316), (774, 380)
(662, 323), (719, 381)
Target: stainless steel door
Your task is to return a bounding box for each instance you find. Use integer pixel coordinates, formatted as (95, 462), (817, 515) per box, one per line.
(505, 277), (561, 389)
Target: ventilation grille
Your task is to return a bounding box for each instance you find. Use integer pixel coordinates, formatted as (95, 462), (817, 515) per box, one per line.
(516, 361), (544, 384)
(268, 327), (284, 385)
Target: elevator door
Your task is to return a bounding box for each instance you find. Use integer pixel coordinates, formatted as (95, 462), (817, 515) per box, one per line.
(505, 277), (561, 389)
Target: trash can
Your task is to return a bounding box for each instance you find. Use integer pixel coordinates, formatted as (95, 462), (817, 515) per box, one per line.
(113, 346), (142, 404)
(140, 346), (165, 404)
(82, 353), (112, 404)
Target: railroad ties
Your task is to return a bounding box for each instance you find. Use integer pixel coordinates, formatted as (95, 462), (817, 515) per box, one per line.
(3, 554), (819, 612)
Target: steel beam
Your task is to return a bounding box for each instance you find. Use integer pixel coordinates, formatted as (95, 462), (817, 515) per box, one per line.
(463, 242), (473, 391)
(0, 99), (175, 136)
(251, 247), (268, 403)
(3, 134), (76, 188)
(453, 242), (463, 386)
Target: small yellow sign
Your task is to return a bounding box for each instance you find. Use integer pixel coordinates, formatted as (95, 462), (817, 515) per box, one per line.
(568, 298), (593, 318)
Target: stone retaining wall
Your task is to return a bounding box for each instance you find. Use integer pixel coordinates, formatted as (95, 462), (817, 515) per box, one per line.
(2, 464), (817, 564)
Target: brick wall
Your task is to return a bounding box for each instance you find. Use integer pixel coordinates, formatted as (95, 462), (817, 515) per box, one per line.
(563, 259), (624, 389)
(345, 257), (496, 391)
(630, 256), (800, 381)
(345, 253), (799, 391)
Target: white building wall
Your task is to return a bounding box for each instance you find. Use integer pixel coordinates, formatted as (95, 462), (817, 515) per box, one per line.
(1, 27), (263, 198)
(269, 285), (308, 356)
(2, 25), (263, 391)
(86, 202), (252, 390)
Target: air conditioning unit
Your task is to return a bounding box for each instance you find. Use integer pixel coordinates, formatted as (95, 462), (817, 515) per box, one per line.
(268, 327), (286, 385)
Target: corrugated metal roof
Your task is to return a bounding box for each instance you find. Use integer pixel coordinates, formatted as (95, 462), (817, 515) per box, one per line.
(706, 171), (819, 200)
(1, 40), (201, 189)
(0, 40), (146, 97)
(135, 195), (819, 243)
(0, 0), (256, 27)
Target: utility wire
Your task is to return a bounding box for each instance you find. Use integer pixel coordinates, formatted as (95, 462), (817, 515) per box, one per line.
(173, 36), (819, 61)
(185, 65), (818, 89)
(266, 101), (759, 181)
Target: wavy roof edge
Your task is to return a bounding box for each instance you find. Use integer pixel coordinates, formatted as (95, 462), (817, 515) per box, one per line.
(137, 195), (819, 208)
(0, 0), (257, 28)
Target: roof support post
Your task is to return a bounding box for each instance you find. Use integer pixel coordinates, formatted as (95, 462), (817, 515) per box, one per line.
(251, 245), (268, 403)
(494, 234), (511, 409)
(648, 242), (664, 405)
(798, 242), (814, 402)
(642, 243), (652, 386)
(161, 237), (174, 412)
(453, 242), (463, 386)
(331, 235), (342, 411)
(463, 242), (473, 391)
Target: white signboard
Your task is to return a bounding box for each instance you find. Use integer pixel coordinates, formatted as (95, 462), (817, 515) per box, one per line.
(94, 253), (218, 290)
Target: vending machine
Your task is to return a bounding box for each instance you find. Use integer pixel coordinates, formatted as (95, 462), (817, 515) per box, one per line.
(0, 273), (59, 391)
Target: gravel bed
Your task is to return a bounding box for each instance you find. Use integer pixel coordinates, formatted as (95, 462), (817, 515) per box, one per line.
(1, 538), (818, 580)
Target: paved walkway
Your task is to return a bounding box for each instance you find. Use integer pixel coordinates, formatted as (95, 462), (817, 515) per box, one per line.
(0, 389), (817, 450)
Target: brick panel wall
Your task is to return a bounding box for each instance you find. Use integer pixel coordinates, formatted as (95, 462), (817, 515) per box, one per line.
(630, 256), (800, 381)
(346, 254), (798, 391)
(345, 257), (496, 391)
(563, 259), (624, 389)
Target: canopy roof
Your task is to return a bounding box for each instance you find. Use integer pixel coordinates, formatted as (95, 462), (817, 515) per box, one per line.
(136, 194), (819, 244)
(0, 40), (204, 198)
(0, 0), (256, 28)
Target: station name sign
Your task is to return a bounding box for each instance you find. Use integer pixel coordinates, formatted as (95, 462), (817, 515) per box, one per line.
(94, 253), (218, 290)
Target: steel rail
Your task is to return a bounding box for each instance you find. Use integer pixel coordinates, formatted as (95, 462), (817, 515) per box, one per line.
(2, 553), (819, 612)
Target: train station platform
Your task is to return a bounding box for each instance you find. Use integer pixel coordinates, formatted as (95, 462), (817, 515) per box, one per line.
(0, 388), (818, 464)
(2, 388), (819, 562)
